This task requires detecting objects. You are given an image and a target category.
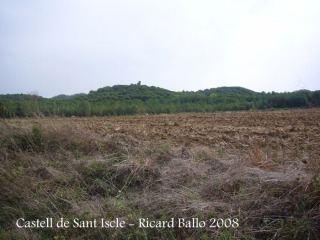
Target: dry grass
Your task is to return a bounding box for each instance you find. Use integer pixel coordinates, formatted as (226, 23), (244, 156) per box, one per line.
(1, 109), (320, 239)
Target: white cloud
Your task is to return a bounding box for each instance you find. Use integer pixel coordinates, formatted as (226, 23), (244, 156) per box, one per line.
(1, 0), (319, 97)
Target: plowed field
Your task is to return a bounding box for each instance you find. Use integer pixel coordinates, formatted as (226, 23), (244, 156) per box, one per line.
(1, 109), (320, 239)
(10, 108), (320, 170)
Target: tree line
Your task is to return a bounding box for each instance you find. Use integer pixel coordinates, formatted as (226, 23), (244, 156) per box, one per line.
(1, 85), (319, 118)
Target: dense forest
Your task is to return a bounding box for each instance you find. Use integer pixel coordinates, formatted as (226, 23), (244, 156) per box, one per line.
(0, 84), (319, 118)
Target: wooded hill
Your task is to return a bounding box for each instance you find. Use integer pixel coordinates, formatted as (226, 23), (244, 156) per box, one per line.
(0, 84), (319, 117)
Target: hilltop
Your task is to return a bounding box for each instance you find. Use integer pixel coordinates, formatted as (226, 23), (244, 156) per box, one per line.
(0, 84), (319, 117)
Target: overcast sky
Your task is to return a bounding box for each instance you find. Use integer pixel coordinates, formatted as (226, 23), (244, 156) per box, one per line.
(1, 0), (320, 97)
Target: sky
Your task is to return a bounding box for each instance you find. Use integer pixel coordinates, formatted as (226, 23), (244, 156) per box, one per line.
(1, 0), (320, 98)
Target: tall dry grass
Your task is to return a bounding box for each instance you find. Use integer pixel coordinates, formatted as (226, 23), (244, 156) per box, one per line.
(0, 118), (319, 239)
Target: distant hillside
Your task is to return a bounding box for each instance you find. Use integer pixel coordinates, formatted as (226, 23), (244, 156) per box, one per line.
(199, 86), (256, 96)
(51, 93), (87, 100)
(0, 93), (45, 101)
(84, 84), (174, 102)
(0, 84), (319, 118)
